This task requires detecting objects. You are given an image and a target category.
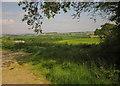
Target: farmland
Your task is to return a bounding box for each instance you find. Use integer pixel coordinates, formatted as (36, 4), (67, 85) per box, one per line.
(56, 38), (100, 45)
(2, 32), (119, 84)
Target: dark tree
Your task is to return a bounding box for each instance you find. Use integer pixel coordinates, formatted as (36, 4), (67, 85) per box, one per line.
(94, 23), (117, 39)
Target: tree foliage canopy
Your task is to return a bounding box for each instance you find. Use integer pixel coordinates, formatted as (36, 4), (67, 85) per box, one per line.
(94, 23), (117, 39)
(18, 1), (119, 33)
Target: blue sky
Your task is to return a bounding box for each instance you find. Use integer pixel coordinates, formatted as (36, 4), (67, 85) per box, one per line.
(2, 2), (110, 34)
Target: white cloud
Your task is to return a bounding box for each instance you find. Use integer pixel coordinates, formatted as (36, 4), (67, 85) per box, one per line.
(1, 19), (15, 24)
(3, 12), (13, 16)
(1, 0), (20, 2)
(2, 21), (34, 34)
(1, 0), (37, 2)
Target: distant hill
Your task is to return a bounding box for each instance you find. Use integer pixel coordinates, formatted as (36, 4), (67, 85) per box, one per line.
(2, 31), (95, 37)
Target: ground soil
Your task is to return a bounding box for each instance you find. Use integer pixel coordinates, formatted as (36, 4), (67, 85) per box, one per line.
(1, 50), (50, 84)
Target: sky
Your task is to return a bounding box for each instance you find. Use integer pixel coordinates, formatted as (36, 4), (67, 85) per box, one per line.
(1, 2), (111, 34)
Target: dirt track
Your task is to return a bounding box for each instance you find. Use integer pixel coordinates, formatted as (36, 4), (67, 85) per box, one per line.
(1, 51), (50, 84)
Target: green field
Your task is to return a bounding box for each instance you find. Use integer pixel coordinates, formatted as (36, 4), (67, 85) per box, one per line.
(56, 38), (100, 45)
(2, 33), (119, 84)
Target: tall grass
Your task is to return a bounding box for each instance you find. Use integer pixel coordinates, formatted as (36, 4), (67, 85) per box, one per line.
(2, 35), (119, 84)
